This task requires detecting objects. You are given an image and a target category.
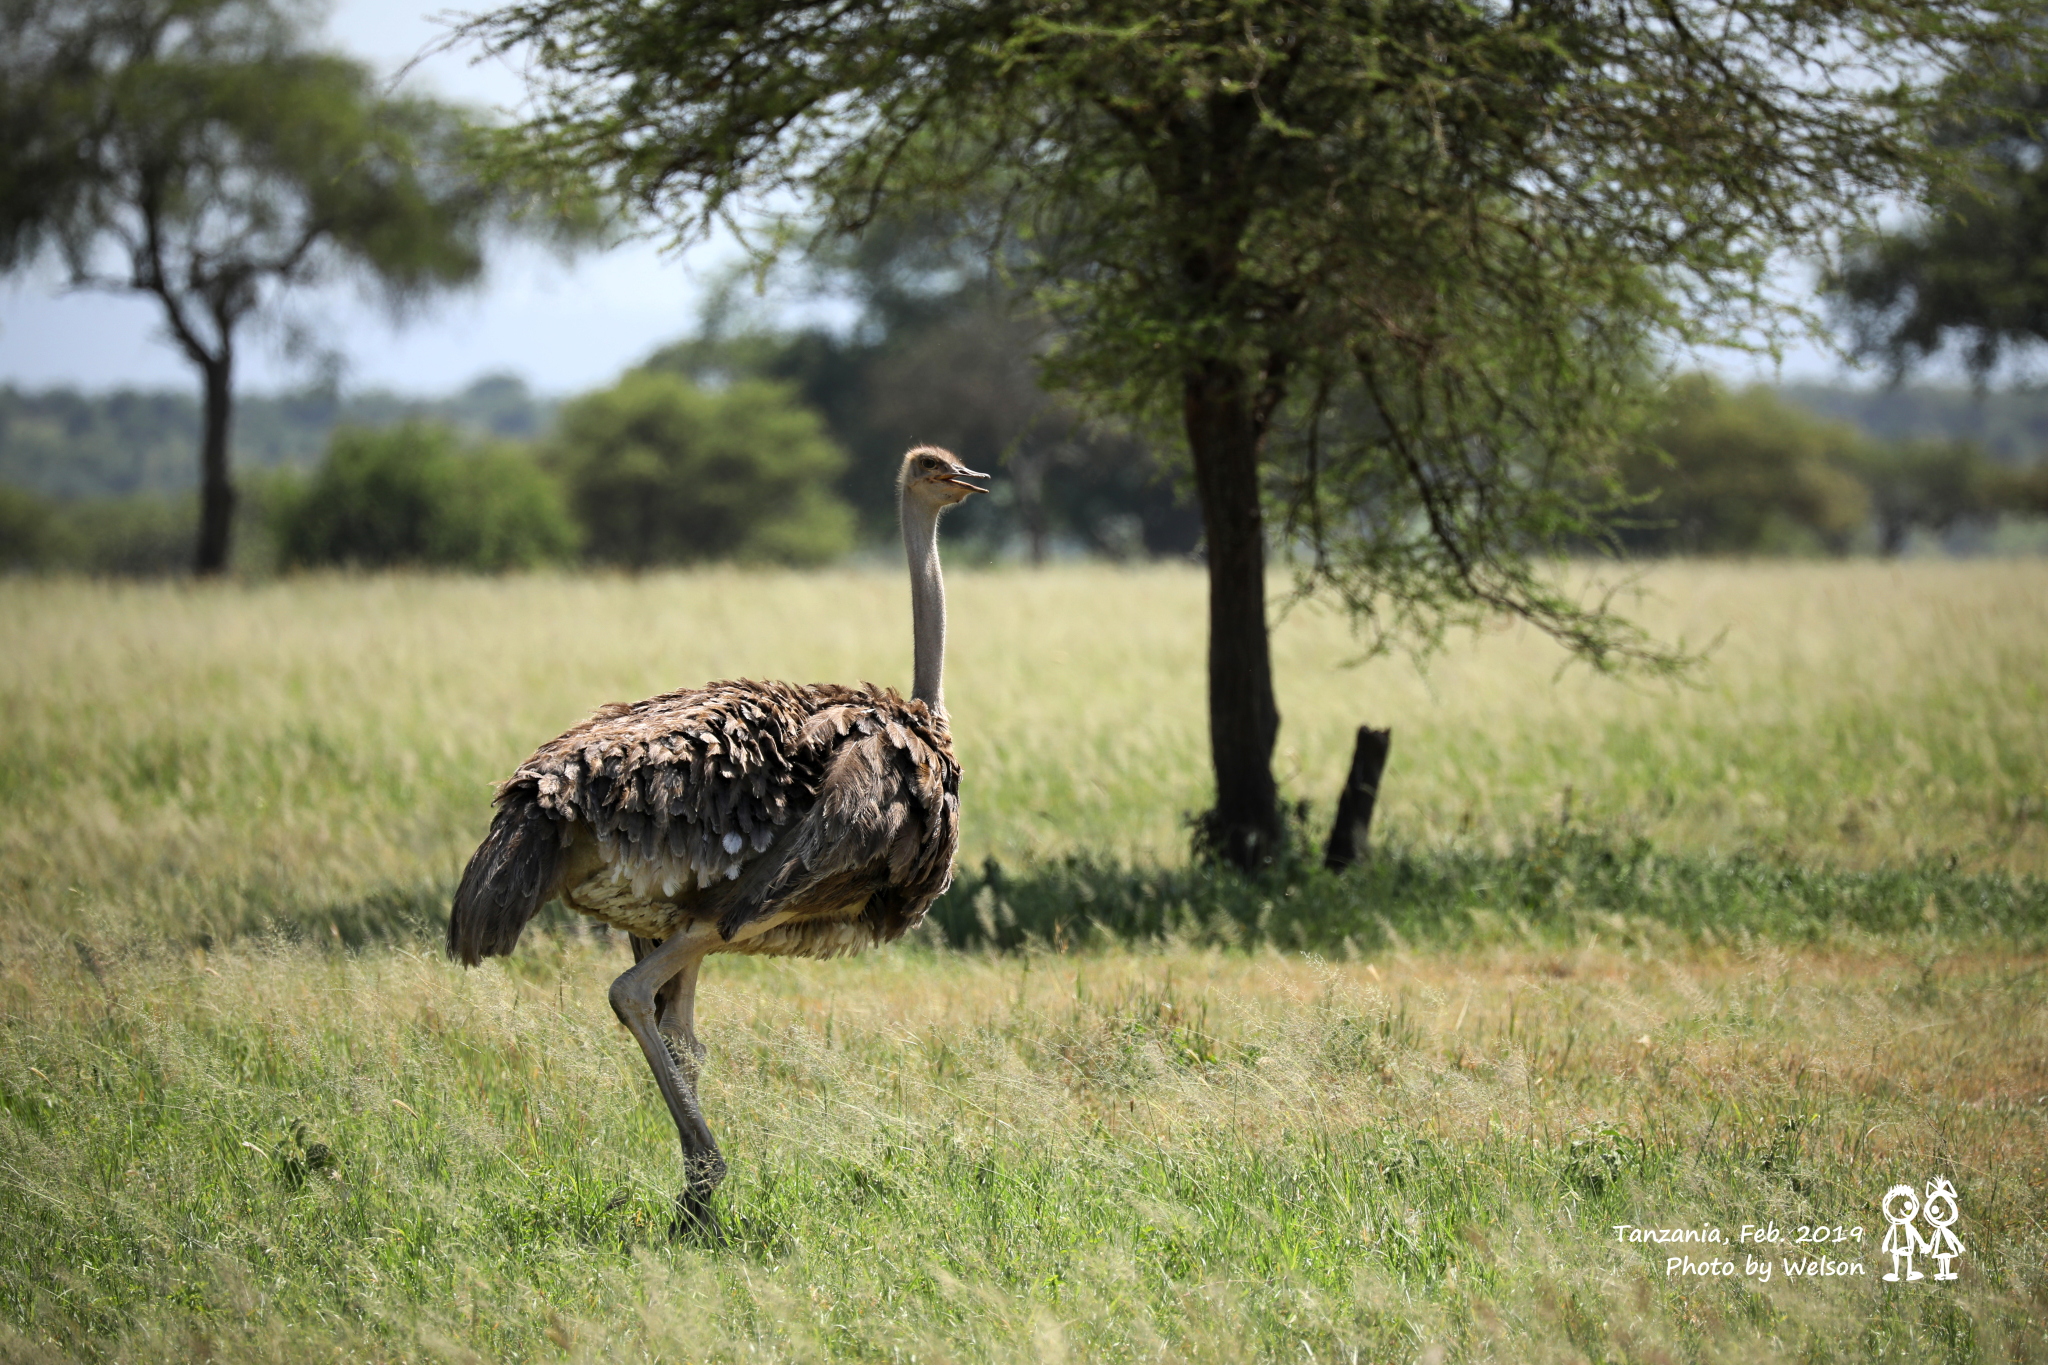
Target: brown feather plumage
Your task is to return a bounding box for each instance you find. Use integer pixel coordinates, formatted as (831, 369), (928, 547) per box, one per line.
(447, 679), (960, 964)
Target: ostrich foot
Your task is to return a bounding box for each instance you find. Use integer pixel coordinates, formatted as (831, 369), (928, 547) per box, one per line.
(671, 1183), (725, 1243)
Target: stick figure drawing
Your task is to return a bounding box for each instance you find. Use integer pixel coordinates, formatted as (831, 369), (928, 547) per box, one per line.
(1881, 1184), (1927, 1282)
(1923, 1177), (1964, 1281)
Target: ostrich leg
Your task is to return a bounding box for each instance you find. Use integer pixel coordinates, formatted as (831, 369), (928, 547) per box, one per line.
(631, 934), (710, 1080)
(611, 926), (723, 1237)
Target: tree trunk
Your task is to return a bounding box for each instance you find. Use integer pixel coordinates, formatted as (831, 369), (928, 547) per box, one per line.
(195, 353), (236, 575)
(1323, 726), (1392, 872)
(1185, 358), (1282, 870)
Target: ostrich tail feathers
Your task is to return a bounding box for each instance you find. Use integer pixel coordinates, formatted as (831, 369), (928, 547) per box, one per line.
(448, 793), (566, 966)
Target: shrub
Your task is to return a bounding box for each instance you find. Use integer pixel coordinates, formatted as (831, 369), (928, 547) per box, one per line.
(0, 485), (198, 574)
(0, 485), (61, 570)
(1620, 375), (1874, 555)
(277, 424), (579, 570)
(551, 371), (855, 567)
(57, 494), (198, 574)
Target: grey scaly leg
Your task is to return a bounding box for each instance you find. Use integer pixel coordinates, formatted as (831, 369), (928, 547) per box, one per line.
(631, 934), (708, 1078)
(612, 926), (723, 1237)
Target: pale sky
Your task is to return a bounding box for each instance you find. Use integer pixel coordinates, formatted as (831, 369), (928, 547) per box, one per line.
(0, 0), (737, 397)
(0, 0), (1860, 399)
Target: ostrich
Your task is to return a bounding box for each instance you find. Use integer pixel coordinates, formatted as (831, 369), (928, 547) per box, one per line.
(447, 446), (988, 1234)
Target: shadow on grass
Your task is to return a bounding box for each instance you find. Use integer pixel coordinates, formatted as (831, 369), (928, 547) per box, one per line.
(925, 830), (2048, 955)
(254, 828), (2048, 959)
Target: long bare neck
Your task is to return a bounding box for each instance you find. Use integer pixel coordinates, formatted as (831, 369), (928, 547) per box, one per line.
(902, 493), (947, 712)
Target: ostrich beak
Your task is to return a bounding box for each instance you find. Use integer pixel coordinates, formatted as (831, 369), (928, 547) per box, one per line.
(941, 467), (991, 495)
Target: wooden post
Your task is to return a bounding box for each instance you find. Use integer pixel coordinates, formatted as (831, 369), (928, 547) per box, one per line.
(1323, 726), (1392, 872)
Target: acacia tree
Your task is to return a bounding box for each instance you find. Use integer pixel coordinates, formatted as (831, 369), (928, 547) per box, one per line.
(1827, 55), (2048, 382)
(465, 0), (2043, 869)
(0, 0), (515, 573)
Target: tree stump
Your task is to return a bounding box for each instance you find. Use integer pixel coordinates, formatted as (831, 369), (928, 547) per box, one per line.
(1323, 726), (1392, 872)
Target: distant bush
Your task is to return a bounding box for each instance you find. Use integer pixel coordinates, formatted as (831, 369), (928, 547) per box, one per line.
(1619, 376), (1874, 555)
(0, 485), (60, 570)
(0, 485), (196, 574)
(277, 424), (579, 571)
(1991, 460), (2048, 519)
(551, 371), (855, 568)
(57, 494), (199, 574)
(1612, 376), (2048, 556)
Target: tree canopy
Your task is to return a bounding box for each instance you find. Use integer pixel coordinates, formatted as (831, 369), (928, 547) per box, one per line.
(1616, 377), (1873, 557)
(466, 0), (2048, 867)
(0, 0), (550, 572)
(1826, 53), (2048, 383)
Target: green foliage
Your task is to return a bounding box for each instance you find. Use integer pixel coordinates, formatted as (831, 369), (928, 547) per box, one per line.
(550, 371), (855, 568)
(1843, 438), (2001, 556)
(44, 491), (199, 573)
(0, 0), (499, 300)
(0, 385), (198, 498)
(1995, 460), (2048, 517)
(1612, 377), (2034, 556)
(469, 0), (2043, 655)
(0, 485), (200, 574)
(276, 424), (579, 571)
(1620, 376), (1876, 556)
(0, 485), (59, 570)
(1827, 55), (2048, 381)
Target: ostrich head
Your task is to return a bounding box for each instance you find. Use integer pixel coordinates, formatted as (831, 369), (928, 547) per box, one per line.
(898, 445), (989, 513)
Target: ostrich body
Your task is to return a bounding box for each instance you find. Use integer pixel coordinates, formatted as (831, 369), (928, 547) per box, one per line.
(447, 447), (987, 1232)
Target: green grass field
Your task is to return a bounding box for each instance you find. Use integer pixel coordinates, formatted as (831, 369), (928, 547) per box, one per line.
(2, 560), (2046, 1362)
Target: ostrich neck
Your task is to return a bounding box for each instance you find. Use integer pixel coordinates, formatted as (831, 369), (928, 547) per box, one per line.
(903, 496), (948, 712)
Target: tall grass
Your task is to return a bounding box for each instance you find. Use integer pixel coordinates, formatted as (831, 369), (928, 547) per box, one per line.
(2, 561), (2044, 944)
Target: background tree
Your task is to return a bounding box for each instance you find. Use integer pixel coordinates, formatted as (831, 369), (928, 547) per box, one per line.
(1826, 54), (2048, 383)
(0, 0), (545, 573)
(468, 0), (2045, 868)
(1992, 461), (2048, 518)
(550, 371), (855, 568)
(1841, 439), (1998, 556)
(1816, 50), (2048, 537)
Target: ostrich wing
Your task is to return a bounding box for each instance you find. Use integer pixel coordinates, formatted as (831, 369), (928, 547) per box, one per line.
(706, 707), (961, 943)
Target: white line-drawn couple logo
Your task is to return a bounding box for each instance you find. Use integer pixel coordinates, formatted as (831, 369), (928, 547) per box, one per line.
(1880, 1177), (1963, 1282)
